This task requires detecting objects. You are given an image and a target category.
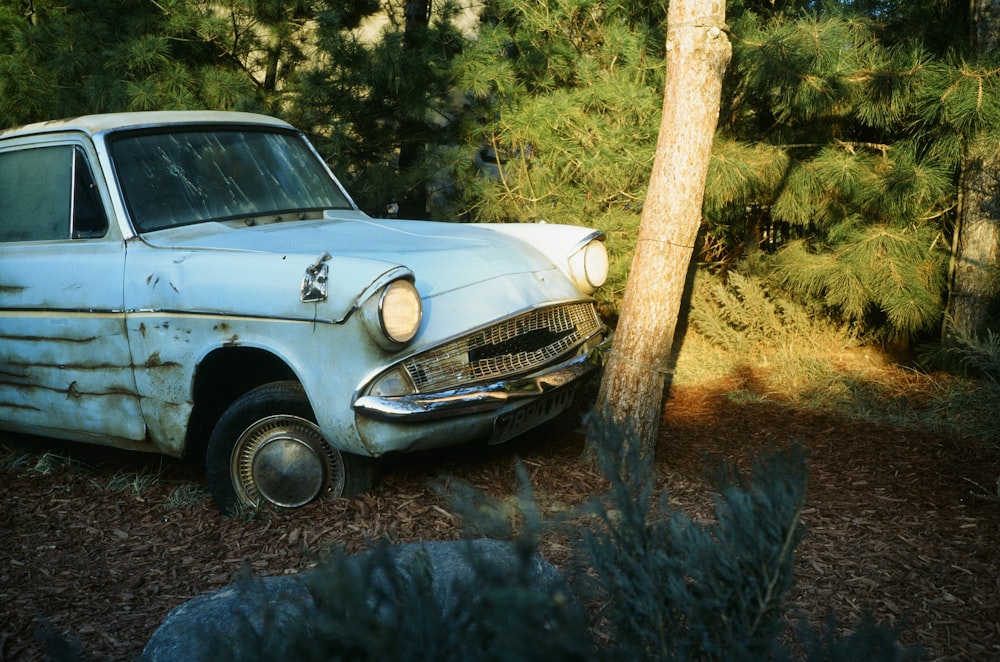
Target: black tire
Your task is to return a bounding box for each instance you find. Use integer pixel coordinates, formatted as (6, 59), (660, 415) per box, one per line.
(205, 381), (374, 514)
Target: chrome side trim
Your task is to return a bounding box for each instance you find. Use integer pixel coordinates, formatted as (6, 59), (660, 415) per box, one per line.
(353, 334), (610, 422)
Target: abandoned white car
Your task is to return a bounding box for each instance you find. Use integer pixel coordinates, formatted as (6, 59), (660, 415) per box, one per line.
(0, 111), (610, 512)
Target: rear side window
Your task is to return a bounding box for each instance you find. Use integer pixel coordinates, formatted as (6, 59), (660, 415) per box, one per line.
(0, 146), (71, 242)
(0, 145), (108, 243)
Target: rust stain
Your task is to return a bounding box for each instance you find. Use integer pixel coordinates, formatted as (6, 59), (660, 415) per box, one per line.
(1, 335), (101, 344)
(143, 352), (182, 369)
(103, 386), (140, 397)
(5, 359), (126, 371)
(0, 402), (40, 412)
(3, 372), (137, 395)
(223, 334), (240, 347)
(60, 382), (140, 399)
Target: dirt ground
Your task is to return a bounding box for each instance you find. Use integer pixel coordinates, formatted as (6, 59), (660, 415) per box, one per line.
(1, 382), (998, 661)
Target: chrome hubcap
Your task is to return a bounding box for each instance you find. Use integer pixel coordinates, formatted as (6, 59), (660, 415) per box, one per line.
(232, 415), (343, 508)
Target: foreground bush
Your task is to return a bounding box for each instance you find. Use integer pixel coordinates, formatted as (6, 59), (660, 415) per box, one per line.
(573, 417), (915, 660)
(575, 417), (807, 659)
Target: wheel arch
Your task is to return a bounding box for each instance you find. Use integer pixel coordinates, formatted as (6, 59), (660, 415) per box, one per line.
(184, 347), (301, 462)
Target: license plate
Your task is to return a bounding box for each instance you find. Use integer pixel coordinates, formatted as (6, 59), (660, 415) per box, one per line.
(490, 386), (577, 445)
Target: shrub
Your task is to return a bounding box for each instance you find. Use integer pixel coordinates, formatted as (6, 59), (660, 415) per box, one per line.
(575, 415), (808, 660)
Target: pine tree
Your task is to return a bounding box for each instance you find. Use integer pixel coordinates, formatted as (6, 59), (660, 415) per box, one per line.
(287, 0), (466, 217)
(708, 4), (963, 342)
(450, 0), (668, 307)
(449, 0), (992, 343)
(0, 0), (259, 126)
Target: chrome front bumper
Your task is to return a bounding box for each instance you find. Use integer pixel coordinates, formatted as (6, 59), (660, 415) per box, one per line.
(353, 335), (610, 423)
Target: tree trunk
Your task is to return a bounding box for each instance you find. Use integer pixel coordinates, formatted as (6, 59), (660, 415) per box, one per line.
(947, 148), (1000, 339)
(945, 0), (1000, 341)
(590, 0), (731, 457)
(397, 0), (431, 219)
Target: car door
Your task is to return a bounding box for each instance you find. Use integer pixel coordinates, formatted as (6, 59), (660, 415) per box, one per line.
(0, 138), (146, 445)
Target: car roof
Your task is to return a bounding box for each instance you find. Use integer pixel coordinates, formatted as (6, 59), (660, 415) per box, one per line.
(0, 110), (292, 140)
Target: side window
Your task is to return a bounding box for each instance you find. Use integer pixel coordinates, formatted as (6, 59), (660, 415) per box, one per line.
(0, 144), (108, 243)
(0, 145), (72, 242)
(72, 147), (109, 239)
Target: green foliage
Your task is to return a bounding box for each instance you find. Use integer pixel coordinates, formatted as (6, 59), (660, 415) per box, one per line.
(921, 327), (1000, 387)
(440, 0), (976, 339)
(689, 267), (833, 352)
(793, 611), (920, 662)
(772, 225), (947, 339)
(287, 0), (466, 216)
(915, 54), (1000, 141)
(304, 545), (589, 660)
(727, 13), (868, 128)
(578, 416), (809, 660)
(202, 541), (592, 661)
(677, 271), (1000, 448)
(0, 443), (31, 472)
(28, 451), (81, 476)
(704, 4), (972, 340)
(103, 470), (162, 497)
(681, 266), (869, 394)
(0, 0), (267, 125)
(446, 0), (666, 310)
(704, 141), (790, 215)
(162, 484), (212, 509)
(435, 462), (548, 540)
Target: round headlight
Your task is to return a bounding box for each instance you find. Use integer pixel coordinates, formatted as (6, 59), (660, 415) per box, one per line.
(380, 279), (422, 344)
(583, 238), (609, 290)
(568, 237), (608, 294)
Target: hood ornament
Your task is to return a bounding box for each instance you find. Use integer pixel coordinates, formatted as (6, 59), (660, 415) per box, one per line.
(301, 251), (331, 302)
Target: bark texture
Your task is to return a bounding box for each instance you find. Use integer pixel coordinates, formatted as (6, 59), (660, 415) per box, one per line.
(948, 147), (1000, 338)
(946, 0), (1000, 340)
(592, 0), (731, 455)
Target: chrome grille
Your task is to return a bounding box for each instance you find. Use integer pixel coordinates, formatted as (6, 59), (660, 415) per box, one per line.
(402, 302), (602, 393)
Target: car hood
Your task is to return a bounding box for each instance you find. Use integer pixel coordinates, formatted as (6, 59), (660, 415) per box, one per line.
(139, 212), (551, 298)
(131, 212), (588, 334)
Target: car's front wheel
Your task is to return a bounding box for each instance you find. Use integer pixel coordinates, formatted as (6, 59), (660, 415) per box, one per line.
(206, 381), (373, 514)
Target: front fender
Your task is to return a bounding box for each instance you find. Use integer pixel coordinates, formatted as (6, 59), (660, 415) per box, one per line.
(125, 241), (412, 324)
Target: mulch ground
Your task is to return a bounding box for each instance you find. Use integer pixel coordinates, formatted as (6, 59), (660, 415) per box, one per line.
(1, 382), (998, 661)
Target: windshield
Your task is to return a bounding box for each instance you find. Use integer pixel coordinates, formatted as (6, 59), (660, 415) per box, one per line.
(110, 127), (353, 232)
